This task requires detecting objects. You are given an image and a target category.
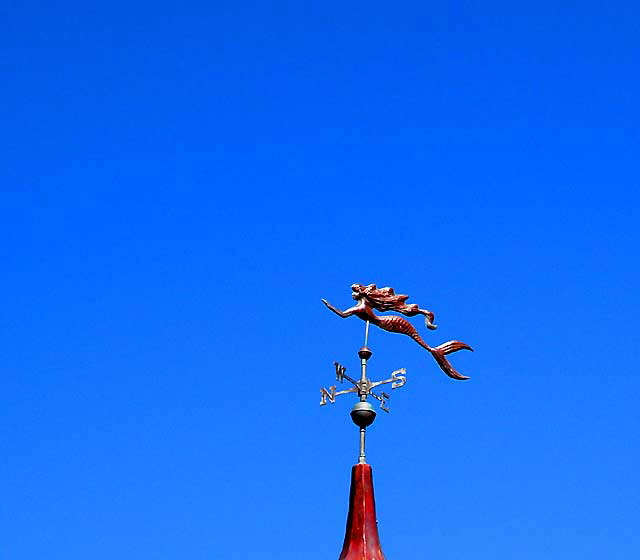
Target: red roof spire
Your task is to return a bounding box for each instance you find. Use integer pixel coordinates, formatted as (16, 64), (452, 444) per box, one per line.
(339, 463), (385, 560)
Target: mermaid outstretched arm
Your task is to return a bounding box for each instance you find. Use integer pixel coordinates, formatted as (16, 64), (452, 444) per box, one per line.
(321, 299), (362, 318)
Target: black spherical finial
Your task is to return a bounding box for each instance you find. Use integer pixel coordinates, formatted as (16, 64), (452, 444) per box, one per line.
(350, 401), (376, 428)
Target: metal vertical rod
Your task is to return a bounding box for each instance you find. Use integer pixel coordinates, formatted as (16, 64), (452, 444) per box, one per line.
(359, 353), (367, 389)
(364, 321), (370, 347)
(359, 427), (367, 464)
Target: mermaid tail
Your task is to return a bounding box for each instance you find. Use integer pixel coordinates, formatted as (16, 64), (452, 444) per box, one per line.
(428, 341), (473, 380)
(376, 315), (473, 380)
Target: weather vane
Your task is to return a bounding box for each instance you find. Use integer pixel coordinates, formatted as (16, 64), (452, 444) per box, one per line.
(319, 283), (473, 463)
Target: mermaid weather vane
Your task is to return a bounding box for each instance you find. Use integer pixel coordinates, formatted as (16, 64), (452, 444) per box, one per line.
(319, 283), (473, 463)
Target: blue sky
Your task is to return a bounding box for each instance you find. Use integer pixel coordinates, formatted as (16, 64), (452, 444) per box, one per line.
(2, 2), (639, 559)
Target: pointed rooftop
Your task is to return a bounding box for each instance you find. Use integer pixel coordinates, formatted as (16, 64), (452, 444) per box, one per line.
(339, 463), (385, 560)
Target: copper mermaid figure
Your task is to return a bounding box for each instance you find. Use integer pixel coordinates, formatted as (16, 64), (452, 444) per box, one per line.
(322, 283), (473, 380)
